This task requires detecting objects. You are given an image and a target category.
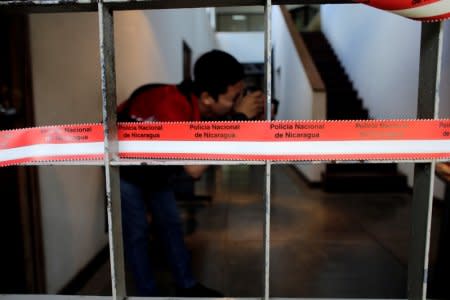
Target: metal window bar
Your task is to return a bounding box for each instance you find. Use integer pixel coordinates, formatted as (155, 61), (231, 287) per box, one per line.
(0, 1), (444, 300)
(263, 1), (272, 300)
(409, 21), (444, 300)
(98, 2), (126, 300)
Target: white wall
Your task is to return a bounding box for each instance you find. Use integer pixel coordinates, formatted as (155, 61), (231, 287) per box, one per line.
(29, 12), (106, 294)
(115, 9), (217, 102)
(436, 22), (450, 198)
(216, 32), (264, 63)
(29, 9), (216, 293)
(272, 6), (324, 182)
(321, 5), (450, 197)
(440, 22), (450, 119)
(322, 4), (422, 119)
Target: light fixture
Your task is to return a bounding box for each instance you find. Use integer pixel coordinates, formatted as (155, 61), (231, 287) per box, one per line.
(232, 14), (247, 21)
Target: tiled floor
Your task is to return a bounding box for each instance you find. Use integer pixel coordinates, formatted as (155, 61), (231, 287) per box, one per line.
(79, 165), (442, 298)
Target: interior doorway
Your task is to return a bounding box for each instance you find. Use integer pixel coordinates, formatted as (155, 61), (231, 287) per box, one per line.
(182, 40), (192, 81)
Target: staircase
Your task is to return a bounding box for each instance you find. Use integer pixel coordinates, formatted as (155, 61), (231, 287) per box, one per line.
(302, 32), (408, 193)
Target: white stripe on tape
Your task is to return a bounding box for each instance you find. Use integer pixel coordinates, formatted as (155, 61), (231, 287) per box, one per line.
(2, 139), (449, 163)
(119, 140), (450, 156)
(0, 142), (104, 162)
(392, 1), (450, 18)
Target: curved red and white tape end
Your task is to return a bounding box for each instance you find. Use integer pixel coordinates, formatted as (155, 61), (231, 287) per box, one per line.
(358, 0), (450, 22)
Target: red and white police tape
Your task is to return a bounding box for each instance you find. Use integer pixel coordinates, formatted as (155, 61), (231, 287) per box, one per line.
(357, 0), (450, 21)
(1, 120), (450, 166)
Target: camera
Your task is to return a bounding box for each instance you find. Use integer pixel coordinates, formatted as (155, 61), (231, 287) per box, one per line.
(244, 86), (263, 95)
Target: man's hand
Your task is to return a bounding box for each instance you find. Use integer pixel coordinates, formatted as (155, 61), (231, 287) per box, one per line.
(184, 165), (209, 179)
(234, 90), (265, 119)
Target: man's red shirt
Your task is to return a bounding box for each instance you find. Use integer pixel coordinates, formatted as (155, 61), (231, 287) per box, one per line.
(118, 83), (200, 187)
(117, 84), (201, 122)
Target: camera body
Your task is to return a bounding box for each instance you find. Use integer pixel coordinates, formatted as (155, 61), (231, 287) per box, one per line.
(244, 86), (263, 96)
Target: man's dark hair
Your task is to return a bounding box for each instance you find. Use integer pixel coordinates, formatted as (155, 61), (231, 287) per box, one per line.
(193, 50), (244, 101)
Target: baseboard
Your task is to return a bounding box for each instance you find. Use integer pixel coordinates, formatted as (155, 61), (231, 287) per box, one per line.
(58, 245), (109, 295)
(289, 165), (322, 189)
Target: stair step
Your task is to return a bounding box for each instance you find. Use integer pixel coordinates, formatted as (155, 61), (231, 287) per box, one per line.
(324, 81), (354, 89)
(328, 97), (362, 105)
(301, 31), (408, 193)
(301, 32), (328, 43)
(328, 112), (369, 120)
(328, 103), (363, 113)
(322, 71), (348, 78)
(309, 52), (337, 59)
(327, 86), (358, 93)
(323, 76), (352, 84)
(323, 66), (347, 74)
(327, 98), (363, 106)
(326, 163), (398, 173)
(327, 101), (361, 108)
(322, 172), (408, 193)
(317, 63), (344, 70)
(327, 91), (358, 99)
(328, 97), (361, 103)
(328, 110), (369, 120)
(327, 94), (364, 105)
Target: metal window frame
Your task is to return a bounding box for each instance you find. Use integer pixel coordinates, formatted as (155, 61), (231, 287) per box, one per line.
(0, 2), (444, 300)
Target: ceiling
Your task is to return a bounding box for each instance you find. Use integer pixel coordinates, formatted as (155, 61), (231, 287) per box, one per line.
(215, 5), (306, 14)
